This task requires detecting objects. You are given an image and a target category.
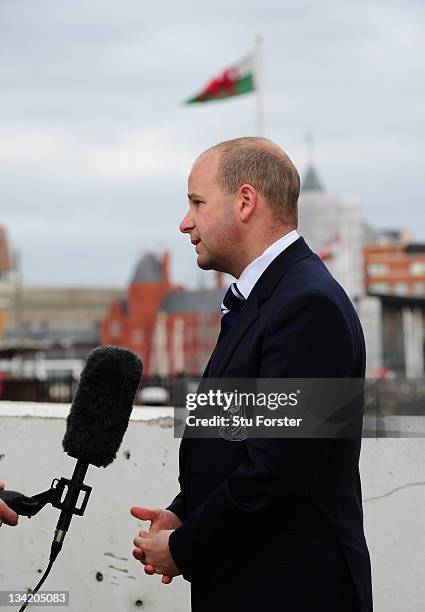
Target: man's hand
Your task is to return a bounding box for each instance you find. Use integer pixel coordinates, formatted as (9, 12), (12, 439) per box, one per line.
(0, 481), (18, 526)
(133, 529), (180, 581)
(130, 506), (182, 583)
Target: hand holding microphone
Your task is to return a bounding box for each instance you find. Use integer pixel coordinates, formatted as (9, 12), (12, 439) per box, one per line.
(0, 481), (19, 527)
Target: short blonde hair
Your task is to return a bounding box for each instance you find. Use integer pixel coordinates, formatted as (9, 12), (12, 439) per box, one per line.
(202, 137), (299, 226)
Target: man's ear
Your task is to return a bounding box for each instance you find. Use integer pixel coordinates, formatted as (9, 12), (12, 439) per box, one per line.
(238, 184), (257, 222)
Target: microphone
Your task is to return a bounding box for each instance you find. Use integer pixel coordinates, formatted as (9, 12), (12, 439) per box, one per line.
(49, 345), (143, 561)
(0, 345), (143, 611)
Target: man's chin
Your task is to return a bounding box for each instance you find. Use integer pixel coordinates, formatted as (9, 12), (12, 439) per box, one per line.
(196, 258), (213, 271)
(196, 251), (226, 273)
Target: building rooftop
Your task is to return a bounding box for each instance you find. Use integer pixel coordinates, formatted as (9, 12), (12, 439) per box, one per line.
(5, 287), (123, 325)
(301, 164), (324, 192)
(405, 243), (425, 254)
(131, 253), (163, 283)
(159, 288), (225, 314)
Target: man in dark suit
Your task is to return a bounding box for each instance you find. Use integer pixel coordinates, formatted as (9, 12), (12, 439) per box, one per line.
(132, 137), (373, 611)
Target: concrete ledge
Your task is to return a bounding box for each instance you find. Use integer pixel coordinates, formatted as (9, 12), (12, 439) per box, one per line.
(0, 401), (174, 421)
(1, 403), (425, 610)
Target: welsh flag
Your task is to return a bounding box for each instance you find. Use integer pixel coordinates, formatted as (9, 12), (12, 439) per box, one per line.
(186, 54), (255, 104)
(318, 235), (340, 261)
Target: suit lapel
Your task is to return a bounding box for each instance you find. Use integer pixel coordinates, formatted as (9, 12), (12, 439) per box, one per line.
(251, 236), (312, 305)
(207, 296), (259, 377)
(206, 237), (312, 378)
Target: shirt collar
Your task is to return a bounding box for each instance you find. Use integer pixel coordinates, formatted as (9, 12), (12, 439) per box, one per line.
(236, 230), (300, 299)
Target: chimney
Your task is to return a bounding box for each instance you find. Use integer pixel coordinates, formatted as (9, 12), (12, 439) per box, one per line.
(215, 271), (224, 289)
(162, 251), (170, 286)
(0, 226), (13, 273)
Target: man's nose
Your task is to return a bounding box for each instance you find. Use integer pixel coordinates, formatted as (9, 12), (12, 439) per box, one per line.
(179, 211), (194, 234)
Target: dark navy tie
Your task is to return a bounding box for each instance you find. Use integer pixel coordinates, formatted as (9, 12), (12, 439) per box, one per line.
(204, 283), (246, 376)
(218, 283), (246, 343)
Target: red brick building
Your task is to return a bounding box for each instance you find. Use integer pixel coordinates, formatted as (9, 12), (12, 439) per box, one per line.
(101, 252), (224, 376)
(364, 242), (425, 296)
(0, 225), (14, 338)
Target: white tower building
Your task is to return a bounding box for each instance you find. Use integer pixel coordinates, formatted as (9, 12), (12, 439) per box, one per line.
(298, 164), (364, 300)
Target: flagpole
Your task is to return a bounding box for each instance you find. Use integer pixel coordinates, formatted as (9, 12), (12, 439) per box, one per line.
(255, 35), (264, 137)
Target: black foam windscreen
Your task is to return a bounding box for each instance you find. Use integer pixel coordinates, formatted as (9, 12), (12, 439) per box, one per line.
(62, 345), (143, 468)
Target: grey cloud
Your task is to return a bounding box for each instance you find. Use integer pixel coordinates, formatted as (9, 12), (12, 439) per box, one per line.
(0, 0), (424, 287)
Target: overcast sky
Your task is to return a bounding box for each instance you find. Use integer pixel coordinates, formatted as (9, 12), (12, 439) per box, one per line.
(0, 0), (424, 289)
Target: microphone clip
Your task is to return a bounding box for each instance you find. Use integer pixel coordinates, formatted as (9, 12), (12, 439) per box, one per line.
(51, 477), (92, 516)
(0, 478), (92, 518)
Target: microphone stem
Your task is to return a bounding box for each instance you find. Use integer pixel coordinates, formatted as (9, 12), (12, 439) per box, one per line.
(50, 460), (89, 562)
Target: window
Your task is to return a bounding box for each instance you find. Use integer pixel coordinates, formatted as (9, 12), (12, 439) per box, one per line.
(410, 262), (425, 276)
(394, 282), (407, 295)
(132, 329), (144, 345)
(369, 283), (389, 293)
(110, 321), (121, 337)
(367, 263), (389, 276)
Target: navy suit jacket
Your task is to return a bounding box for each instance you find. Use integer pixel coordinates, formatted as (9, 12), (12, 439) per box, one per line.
(168, 237), (373, 612)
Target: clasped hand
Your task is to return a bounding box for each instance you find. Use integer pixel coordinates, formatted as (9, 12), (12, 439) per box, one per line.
(131, 506), (182, 584)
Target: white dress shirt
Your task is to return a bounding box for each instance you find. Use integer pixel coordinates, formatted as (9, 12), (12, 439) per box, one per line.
(237, 230), (300, 299)
(221, 230), (300, 317)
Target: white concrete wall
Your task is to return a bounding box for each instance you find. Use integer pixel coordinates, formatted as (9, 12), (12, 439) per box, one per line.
(0, 403), (190, 612)
(357, 296), (383, 377)
(1, 403), (425, 611)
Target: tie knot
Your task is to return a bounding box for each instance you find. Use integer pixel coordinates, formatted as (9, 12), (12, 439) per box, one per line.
(221, 283), (245, 316)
